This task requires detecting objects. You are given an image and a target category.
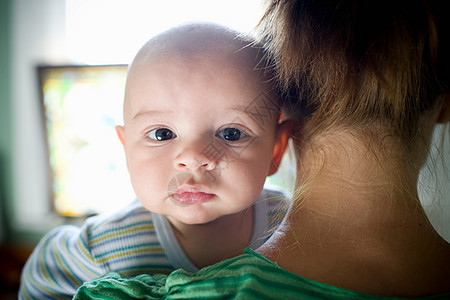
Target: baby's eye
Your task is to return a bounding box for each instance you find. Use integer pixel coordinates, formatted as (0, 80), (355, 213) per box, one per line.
(217, 127), (247, 141)
(147, 128), (176, 141)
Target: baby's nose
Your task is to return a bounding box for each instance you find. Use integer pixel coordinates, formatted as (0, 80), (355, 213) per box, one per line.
(174, 144), (218, 171)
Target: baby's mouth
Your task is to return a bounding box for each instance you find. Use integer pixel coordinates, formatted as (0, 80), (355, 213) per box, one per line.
(171, 190), (216, 206)
(167, 174), (216, 206)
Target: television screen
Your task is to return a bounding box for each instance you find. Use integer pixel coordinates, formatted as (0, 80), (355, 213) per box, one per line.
(38, 65), (135, 217)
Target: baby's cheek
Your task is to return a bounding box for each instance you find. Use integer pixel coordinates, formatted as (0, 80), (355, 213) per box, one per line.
(129, 163), (160, 194)
(230, 160), (268, 190)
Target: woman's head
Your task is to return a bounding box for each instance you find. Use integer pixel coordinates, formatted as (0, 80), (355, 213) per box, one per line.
(258, 0), (450, 153)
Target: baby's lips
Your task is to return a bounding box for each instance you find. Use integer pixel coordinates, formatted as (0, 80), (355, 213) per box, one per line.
(167, 173), (213, 195)
(174, 184), (212, 194)
(171, 190), (216, 206)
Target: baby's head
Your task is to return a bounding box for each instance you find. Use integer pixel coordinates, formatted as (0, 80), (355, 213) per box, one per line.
(117, 23), (291, 225)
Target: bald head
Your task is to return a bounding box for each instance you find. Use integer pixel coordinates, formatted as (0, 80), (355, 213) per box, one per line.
(129, 22), (262, 72)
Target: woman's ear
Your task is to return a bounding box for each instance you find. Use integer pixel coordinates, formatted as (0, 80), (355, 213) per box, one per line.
(437, 93), (450, 124)
(268, 121), (293, 176)
(116, 125), (126, 147)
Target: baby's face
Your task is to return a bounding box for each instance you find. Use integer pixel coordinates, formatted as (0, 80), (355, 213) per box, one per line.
(118, 52), (283, 225)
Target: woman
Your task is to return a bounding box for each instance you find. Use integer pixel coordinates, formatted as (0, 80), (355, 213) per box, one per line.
(256, 0), (450, 296)
(75, 0), (450, 298)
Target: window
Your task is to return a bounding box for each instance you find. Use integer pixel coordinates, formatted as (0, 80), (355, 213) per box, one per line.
(38, 65), (132, 216)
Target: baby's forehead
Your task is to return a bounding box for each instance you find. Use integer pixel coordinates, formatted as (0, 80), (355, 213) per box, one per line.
(133, 43), (256, 76)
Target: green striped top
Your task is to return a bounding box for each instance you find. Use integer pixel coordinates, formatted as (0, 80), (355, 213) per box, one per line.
(74, 248), (450, 300)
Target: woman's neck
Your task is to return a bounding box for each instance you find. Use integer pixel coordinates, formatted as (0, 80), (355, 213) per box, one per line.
(258, 132), (450, 297)
(295, 130), (424, 221)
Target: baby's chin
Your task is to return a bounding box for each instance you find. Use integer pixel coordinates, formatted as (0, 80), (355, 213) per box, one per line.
(166, 207), (231, 226)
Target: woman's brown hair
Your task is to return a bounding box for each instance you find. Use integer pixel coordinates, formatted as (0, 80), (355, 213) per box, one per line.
(258, 0), (449, 148)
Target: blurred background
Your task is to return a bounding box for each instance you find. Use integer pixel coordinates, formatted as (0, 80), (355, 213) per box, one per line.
(0, 0), (448, 298)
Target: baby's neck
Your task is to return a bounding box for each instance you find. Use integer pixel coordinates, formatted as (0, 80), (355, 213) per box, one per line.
(168, 206), (254, 269)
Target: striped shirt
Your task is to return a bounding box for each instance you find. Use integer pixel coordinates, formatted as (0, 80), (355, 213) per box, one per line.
(74, 248), (450, 300)
(19, 189), (288, 300)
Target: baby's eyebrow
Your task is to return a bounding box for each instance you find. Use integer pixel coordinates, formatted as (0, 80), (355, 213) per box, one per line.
(226, 105), (251, 113)
(132, 109), (170, 120)
(226, 104), (281, 130)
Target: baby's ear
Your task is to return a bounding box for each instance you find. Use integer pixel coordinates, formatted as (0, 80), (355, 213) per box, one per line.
(116, 125), (126, 146)
(268, 121), (293, 176)
(437, 93), (450, 124)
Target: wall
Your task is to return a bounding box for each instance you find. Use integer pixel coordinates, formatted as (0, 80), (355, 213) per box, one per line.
(0, 0), (12, 242)
(10, 0), (71, 242)
(419, 125), (450, 240)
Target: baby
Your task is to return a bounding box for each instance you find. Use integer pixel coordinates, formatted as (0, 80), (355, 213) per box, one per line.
(19, 22), (292, 299)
